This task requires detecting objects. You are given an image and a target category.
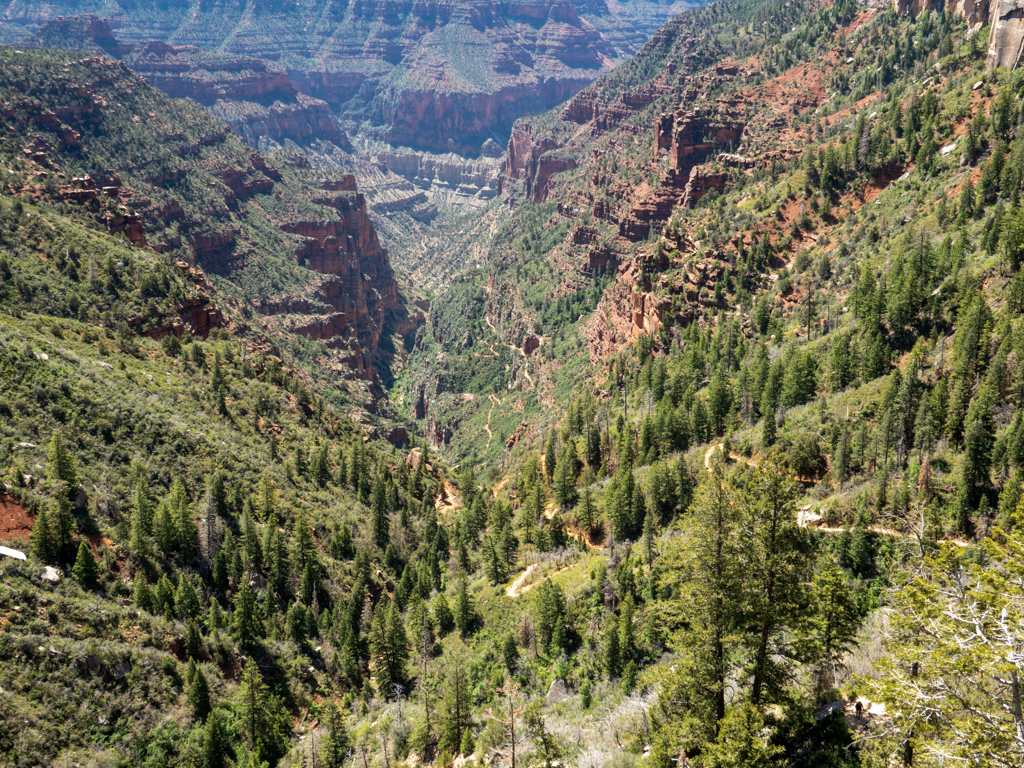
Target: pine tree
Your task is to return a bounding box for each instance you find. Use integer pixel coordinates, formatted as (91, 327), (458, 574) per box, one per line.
(499, 523), (519, 574)
(132, 474), (156, 535)
(241, 508), (263, 574)
(336, 445), (349, 487)
(832, 424), (849, 487)
(867, 531), (1024, 765)
(455, 577), (473, 636)
(699, 704), (783, 768)
(321, 702), (349, 768)
(72, 540), (98, 588)
(642, 508), (655, 565)
(805, 559), (860, 699)
(176, 574), (202, 620)
(185, 617), (202, 659)
(849, 511), (873, 577)
(580, 485), (596, 535)
(960, 379), (996, 519)
(236, 657), (286, 761)
(301, 560), (316, 606)
(740, 455), (808, 707)
(553, 444), (578, 508)
(524, 701), (562, 768)
(232, 580), (264, 648)
(257, 472), (276, 521)
(609, 469), (637, 541)
(153, 501), (177, 556)
(208, 600), (224, 631)
(460, 727), (476, 757)
(761, 390), (776, 448)
(155, 574), (176, 617)
(52, 492), (76, 565)
(662, 462), (744, 738)
(370, 598), (408, 698)
(129, 501), (150, 562)
(434, 593), (454, 635)
(312, 443), (330, 487)
(503, 634), (519, 674)
(132, 572), (154, 613)
(188, 664), (212, 722)
(267, 527), (288, 598)
(545, 432), (557, 482)
(536, 580), (567, 654)
(291, 509), (315, 578)
(675, 456), (693, 515)
(46, 431), (78, 496)
(200, 710), (226, 768)
(30, 504), (56, 563)
(286, 601), (307, 645)
(370, 474), (390, 551)
(438, 651), (473, 754)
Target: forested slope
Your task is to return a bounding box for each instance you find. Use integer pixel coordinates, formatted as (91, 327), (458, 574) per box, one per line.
(3, 1), (1024, 767)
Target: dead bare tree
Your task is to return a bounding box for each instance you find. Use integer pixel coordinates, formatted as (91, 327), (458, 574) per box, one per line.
(488, 677), (526, 768)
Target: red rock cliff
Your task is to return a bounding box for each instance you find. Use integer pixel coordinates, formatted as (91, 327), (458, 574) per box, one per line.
(265, 178), (412, 381)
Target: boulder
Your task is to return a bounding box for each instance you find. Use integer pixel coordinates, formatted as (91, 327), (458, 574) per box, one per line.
(546, 678), (571, 706)
(41, 566), (61, 583)
(815, 700), (845, 721)
(249, 573), (267, 591)
(387, 426), (409, 447)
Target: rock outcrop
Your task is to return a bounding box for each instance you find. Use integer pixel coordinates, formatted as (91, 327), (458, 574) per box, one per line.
(369, 146), (501, 202)
(660, 105), (745, 177)
(124, 43), (294, 104)
(265, 181), (412, 381)
(888, 0), (1022, 70)
(30, 15), (127, 58)
(121, 44), (350, 150)
(618, 103), (744, 241)
(986, 0), (1024, 70)
(1, 49), (416, 388)
(503, 124), (580, 202)
(378, 75), (596, 157)
(681, 166), (727, 208)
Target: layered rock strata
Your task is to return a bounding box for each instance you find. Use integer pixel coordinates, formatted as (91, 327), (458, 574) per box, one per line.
(5, 0), (696, 158)
(264, 179), (411, 380)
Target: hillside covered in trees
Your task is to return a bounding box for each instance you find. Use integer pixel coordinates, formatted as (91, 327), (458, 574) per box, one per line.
(4, 0), (1024, 767)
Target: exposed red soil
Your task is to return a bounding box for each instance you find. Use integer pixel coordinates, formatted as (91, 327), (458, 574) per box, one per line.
(0, 493), (33, 544)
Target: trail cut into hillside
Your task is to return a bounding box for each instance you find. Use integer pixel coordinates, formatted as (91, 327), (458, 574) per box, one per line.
(703, 443), (969, 546)
(505, 561), (577, 598)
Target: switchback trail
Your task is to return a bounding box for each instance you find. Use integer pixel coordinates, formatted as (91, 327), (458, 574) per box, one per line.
(483, 313), (538, 389)
(505, 562), (576, 598)
(702, 443), (968, 546)
(484, 394), (500, 446)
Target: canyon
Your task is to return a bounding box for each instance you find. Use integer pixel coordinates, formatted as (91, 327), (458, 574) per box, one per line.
(0, 49), (415, 393)
(3, 2), (697, 281)
(9, 0), (1024, 435)
(490, 0), (1024, 364)
(3, 1), (699, 158)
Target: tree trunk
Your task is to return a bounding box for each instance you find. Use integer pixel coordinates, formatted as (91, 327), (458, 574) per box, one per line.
(1012, 669), (1024, 746)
